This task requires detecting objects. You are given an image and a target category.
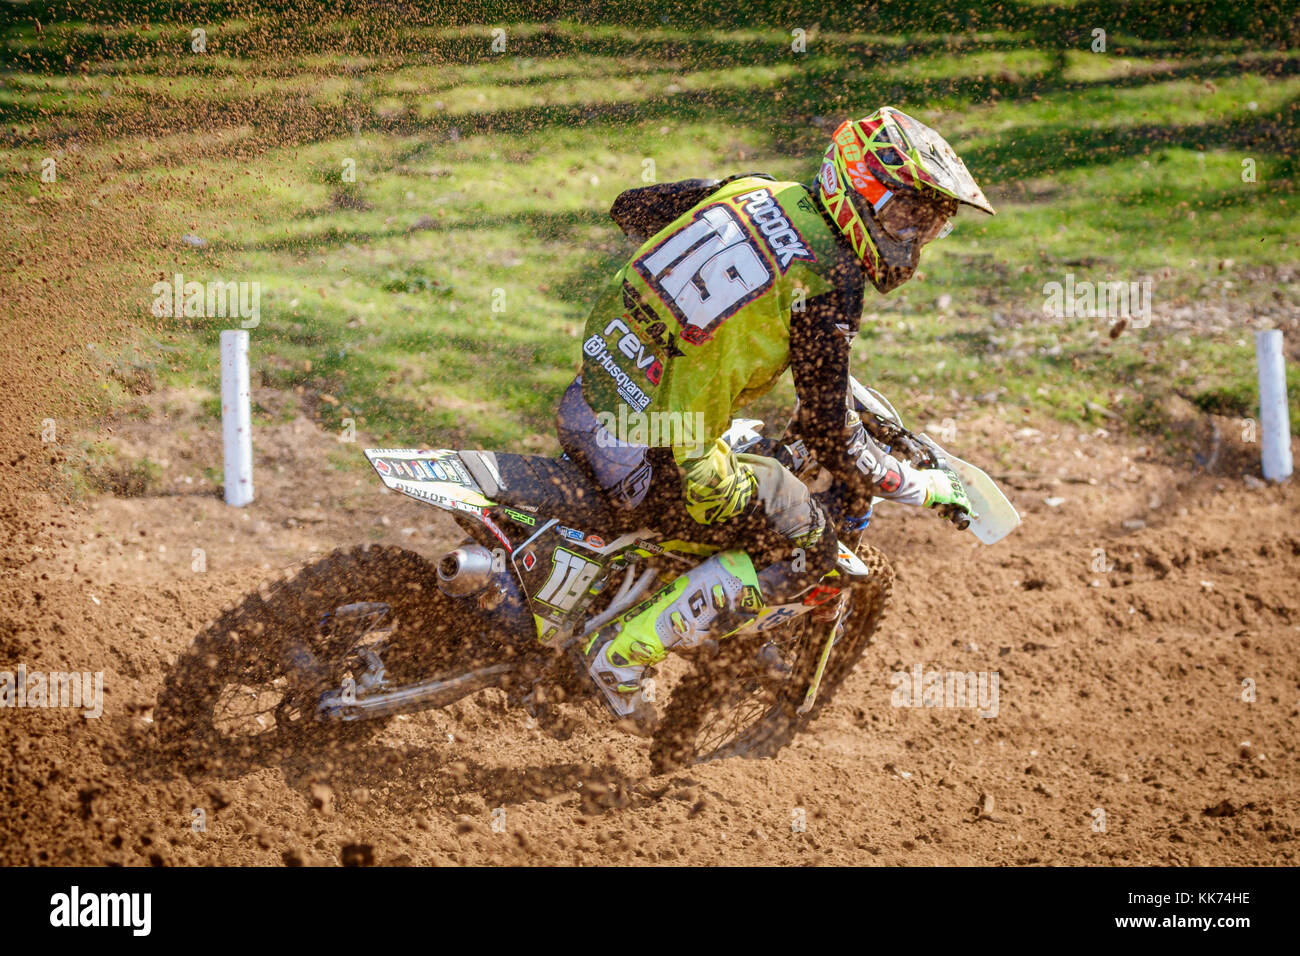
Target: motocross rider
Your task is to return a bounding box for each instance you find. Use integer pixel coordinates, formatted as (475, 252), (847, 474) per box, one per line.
(556, 107), (995, 729)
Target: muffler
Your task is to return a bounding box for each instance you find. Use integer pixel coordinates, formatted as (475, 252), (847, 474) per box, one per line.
(434, 542), (535, 646)
(437, 544), (497, 597)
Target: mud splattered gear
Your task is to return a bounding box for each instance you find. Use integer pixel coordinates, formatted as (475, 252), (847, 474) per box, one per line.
(921, 464), (976, 518)
(557, 377), (835, 577)
(581, 550), (765, 719)
(815, 106), (994, 293)
(575, 173), (880, 519)
(562, 160), (981, 725)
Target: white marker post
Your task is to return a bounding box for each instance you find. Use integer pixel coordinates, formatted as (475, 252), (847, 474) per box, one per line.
(220, 329), (254, 506)
(1255, 329), (1292, 483)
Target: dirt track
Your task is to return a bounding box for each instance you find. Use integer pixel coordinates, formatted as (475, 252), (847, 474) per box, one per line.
(2, 1), (1297, 868)
(1, 380), (1296, 866)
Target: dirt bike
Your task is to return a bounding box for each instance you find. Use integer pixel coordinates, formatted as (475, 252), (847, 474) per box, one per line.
(156, 377), (1019, 773)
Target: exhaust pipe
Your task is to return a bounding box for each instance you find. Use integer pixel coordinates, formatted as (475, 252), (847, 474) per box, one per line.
(437, 545), (496, 597)
(434, 542), (534, 645)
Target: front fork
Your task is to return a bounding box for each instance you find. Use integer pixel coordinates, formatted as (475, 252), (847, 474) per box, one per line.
(794, 527), (863, 716)
(797, 615), (843, 716)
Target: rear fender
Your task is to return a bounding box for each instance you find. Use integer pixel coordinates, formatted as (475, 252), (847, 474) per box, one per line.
(364, 448), (514, 552)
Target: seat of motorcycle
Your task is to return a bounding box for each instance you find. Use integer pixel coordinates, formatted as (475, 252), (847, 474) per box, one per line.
(457, 451), (620, 530)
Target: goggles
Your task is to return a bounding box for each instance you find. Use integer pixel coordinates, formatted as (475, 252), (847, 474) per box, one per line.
(871, 190), (957, 245)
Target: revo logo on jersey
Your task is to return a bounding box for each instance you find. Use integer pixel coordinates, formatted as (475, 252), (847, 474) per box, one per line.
(601, 317), (663, 384)
(735, 188), (816, 272)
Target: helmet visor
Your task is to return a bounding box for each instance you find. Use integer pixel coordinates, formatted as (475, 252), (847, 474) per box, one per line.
(874, 191), (957, 245)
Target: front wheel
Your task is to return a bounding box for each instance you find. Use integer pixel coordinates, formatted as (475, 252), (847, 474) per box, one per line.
(649, 542), (893, 774)
(155, 545), (477, 761)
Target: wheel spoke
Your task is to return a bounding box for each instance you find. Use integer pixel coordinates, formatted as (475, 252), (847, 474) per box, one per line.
(212, 680), (288, 738)
(688, 632), (805, 759)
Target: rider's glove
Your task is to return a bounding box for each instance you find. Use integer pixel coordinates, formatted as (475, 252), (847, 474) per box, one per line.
(681, 438), (759, 526)
(922, 465), (976, 527)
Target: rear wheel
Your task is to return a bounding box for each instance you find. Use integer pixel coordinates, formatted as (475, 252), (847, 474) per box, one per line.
(650, 542), (893, 773)
(156, 545), (479, 762)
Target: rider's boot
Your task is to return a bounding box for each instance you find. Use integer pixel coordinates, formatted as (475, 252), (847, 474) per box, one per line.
(579, 550), (766, 734)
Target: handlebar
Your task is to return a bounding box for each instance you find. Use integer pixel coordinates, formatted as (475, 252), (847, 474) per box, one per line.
(774, 415), (972, 534)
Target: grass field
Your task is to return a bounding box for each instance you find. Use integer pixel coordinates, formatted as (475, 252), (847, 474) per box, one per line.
(3, 1), (1298, 474)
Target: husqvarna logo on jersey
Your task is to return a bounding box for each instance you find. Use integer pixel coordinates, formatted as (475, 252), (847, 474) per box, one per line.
(735, 189), (815, 272)
(583, 333), (652, 411)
